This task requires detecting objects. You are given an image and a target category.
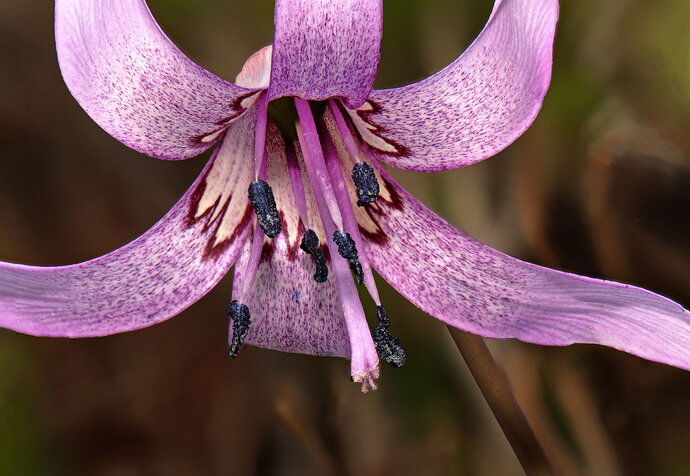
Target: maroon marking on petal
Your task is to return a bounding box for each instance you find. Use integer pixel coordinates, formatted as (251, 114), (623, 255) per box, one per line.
(190, 126), (227, 147)
(215, 90), (264, 126)
(260, 240), (275, 263)
(203, 206), (253, 260)
(357, 177), (403, 245)
(186, 160), (253, 260)
(349, 100), (410, 158)
(321, 242), (331, 264)
(358, 225), (387, 245)
(189, 91), (263, 146)
(379, 177), (403, 210)
(286, 220), (306, 262)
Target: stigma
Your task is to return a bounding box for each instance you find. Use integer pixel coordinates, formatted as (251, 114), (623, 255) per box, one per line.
(248, 180), (282, 238)
(228, 300), (251, 358)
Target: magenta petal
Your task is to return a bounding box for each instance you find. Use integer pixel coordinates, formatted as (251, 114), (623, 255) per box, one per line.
(0, 111), (258, 337)
(362, 0), (558, 171)
(361, 166), (690, 371)
(268, 0), (382, 109)
(232, 126), (349, 357)
(55, 0), (254, 160)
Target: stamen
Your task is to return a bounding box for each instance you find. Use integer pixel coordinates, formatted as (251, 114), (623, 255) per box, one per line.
(327, 100), (380, 206)
(300, 229), (328, 283)
(248, 179), (282, 238)
(372, 306), (406, 368)
(351, 162), (380, 206)
(327, 99), (361, 161)
(253, 93), (269, 179)
(322, 132), (382, 304)
(286, 141), (311, 228)
(333, 231), (364, 285)
(228, 300), (251, 358)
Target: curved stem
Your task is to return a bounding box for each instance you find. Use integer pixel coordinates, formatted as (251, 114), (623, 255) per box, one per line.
(447, 327), (555, 475)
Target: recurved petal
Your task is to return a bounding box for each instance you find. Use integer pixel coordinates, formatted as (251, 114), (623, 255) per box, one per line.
(56, 0), (257, 160)
(0, 110), (257, 337)
(268, 0), (382, 109)
(358, 0), (558, 171)
(232, 125), (350, 357)
(359, 165), (690, 371)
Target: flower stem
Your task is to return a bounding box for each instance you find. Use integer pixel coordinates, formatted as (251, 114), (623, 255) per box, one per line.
(447, 327), (555, 475)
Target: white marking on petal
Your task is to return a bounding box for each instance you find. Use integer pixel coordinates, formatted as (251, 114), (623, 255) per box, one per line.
(239, 91), (263, 110)
(200, 129), (225, 143)
(192, 111), (255, 248)
(345, 102), (399, 154)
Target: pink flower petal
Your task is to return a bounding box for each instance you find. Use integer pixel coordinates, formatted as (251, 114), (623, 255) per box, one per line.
(268, 0), (382, 109)
(360, 164), (690, 371)
(56, 0), (255, 159)
(0, 110), (258, 336)
(360, 0), (558, 171)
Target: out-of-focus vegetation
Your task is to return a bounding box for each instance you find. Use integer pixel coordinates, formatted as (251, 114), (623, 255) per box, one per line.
(0, 0), (689, 474)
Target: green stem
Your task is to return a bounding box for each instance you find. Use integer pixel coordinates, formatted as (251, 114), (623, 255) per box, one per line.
(448, 326), (555, 475)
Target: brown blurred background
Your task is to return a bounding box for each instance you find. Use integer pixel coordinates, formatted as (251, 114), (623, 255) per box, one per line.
(1, 0), (689, 474)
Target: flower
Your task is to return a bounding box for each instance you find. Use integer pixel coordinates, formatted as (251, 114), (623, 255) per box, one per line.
(2, 0), (689, 392)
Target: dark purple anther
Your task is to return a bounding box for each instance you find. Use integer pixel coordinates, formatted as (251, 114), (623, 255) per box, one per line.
(228, 300), (251, 358)
(333, 231), (364, 285)
(248, 180), (282, 238)
(300, 229), (328, 283)
(352, 162), (379, 207)
(372, 305), (406, 368)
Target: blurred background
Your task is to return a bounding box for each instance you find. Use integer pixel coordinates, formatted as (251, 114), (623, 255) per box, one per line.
(1, 0), (689, 474)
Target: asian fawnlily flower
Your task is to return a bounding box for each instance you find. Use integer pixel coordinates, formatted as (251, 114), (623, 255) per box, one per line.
(2, 0), (690, 392)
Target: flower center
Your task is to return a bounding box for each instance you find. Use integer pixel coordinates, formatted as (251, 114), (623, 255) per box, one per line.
(229, 93), (405, 390)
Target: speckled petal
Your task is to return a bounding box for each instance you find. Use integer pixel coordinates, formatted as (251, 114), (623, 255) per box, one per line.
(56, 0), (256, 160)
(360, 165), (690, 371)
(359, 0), (558, 171)
(0, 110), (258, 337)
(268, 0), (382, 109)
(232, 125), (350, 357)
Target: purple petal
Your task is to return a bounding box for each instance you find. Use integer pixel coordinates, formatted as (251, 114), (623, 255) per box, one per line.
(268, 0), (382, 109)
(0, 110), (258, 337)
(232, 125), (349, 357)
(358, 0), (558, 171)
(56, 0), (256, 160)
(360, 165), (690, 371)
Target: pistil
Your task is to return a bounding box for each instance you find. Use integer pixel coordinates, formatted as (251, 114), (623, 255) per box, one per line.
(294, 98), (379, 390)
(294, 100), (344, 229)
